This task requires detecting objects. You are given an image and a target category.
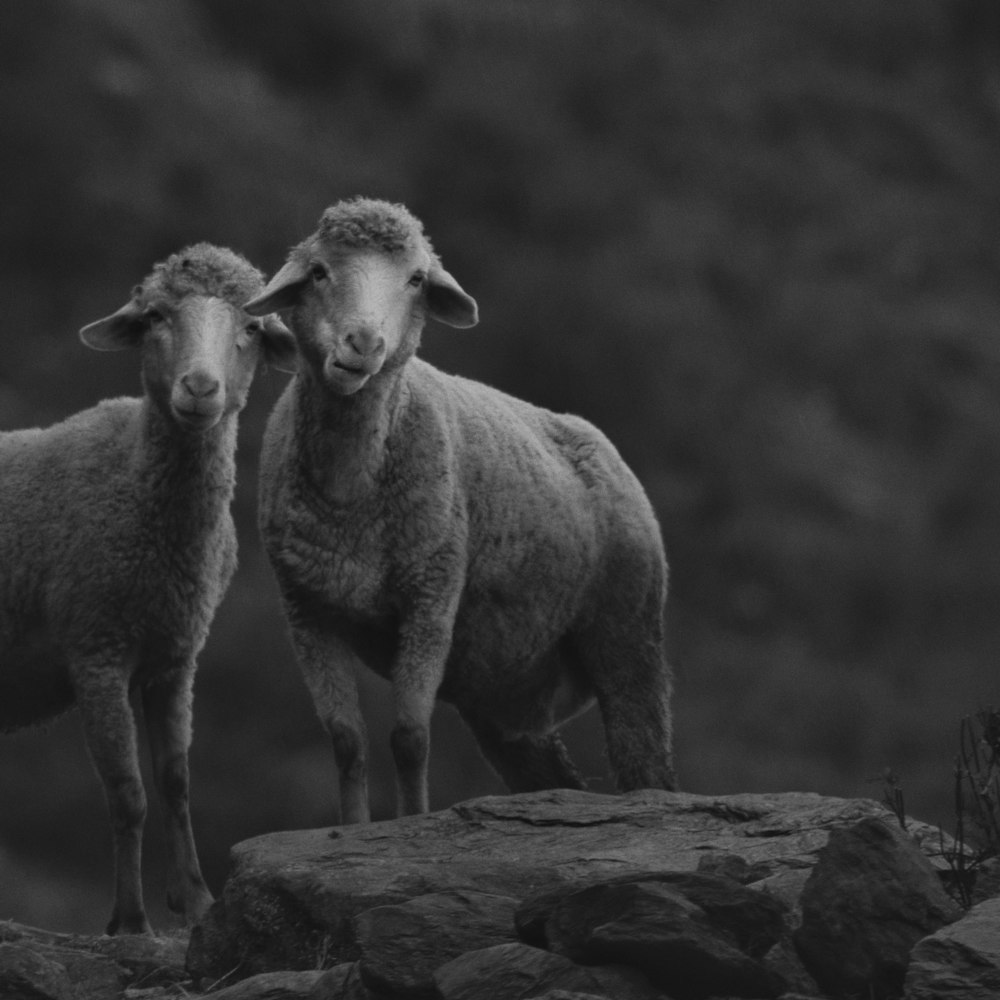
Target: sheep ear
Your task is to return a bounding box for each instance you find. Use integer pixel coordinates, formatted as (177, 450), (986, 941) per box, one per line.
(245, 259), (310, 315)
(261, 315), (298, 373)
(79, 300), (146, 351)
(426, 265), (478, 328)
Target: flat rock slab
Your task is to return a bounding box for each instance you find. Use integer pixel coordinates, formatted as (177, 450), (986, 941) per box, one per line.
(187, 788), (939, 983)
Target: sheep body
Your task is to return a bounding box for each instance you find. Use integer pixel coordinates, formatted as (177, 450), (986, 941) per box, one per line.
(0, 396), (235, 728)
(0, 244), (295, 933)
(250, 198), (675, 822)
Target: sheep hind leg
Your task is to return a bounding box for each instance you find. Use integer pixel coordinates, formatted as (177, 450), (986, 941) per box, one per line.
(142, 668), (213, 924)
(574, 628), (677, 792)
(463, 714), (587, 792)
(74, 659), (152, 935)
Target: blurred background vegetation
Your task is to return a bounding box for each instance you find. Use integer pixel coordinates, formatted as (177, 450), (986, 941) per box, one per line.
(3, 0), (1000, 932)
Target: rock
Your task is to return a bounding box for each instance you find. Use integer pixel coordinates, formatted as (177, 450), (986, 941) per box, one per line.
(517, 871), (785, 956)
(205, 969), (326, 999)
(0, 922), (190, 1000)
(793, 817), (962, 999)
(187, 788), (927, 983)
(543, 879), (782, 998)
(749, 868), (812, 918)
(430, 941), (662, 1000)
(0, 941), (78, 1000)
(355, 889), (519, 998)
(904, 896), (1000, 999)
(760, 939), (820, 998)
(88, 933), (189, 988)
(696, 852), (772, 884)
(523, 993), (612, 1000)
(311, 961), (377, 999)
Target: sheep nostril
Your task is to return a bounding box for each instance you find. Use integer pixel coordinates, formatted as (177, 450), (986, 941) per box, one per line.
(181, 373), (221, 399)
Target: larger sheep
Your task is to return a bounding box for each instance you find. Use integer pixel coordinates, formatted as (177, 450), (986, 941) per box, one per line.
(246, 197), (675, 824)
(0, 244), (295, 934)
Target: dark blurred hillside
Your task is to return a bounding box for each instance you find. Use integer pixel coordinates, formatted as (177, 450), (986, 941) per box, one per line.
(3, 0), (1000, 931)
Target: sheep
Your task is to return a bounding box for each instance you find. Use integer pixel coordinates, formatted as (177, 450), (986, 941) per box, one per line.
(246, 197), (676, 824)
(0, 243), (296, 935)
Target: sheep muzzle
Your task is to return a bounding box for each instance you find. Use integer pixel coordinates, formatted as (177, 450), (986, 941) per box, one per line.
(170, 375), (226, 429)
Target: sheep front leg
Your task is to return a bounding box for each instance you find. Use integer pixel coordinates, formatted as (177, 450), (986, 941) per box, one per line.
(390, 618), (452, 816)
(142, 669), (213, 924)
(74, 660), (151, 935)
(289, 623), (371, 825)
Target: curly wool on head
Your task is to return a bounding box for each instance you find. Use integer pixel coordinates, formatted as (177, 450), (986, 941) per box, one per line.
(138, 243), (265, 307)
(306, 197), (435, 257)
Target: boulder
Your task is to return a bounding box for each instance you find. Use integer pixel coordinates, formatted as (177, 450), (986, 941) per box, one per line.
(355, 889), (519, 998)
(0, 941), (79, 1000)
(430, 941), (662, 1000)
(187, 788), (929, 983)
(793, 817), (962, 999)
(542, 878), (783, 998)
(904, 895), (1000, 999)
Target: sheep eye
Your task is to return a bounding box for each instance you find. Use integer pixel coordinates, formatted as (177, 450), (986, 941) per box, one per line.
(237, 321), (261, 350)
(310, 263), (328, 282)
(407, 272), (425, 288)
(145, 307), (166, 325)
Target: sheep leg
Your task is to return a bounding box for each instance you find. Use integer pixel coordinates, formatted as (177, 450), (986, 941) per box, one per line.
(142, 671), (213, 924)
(289, 624), (371, 825)
(579, 630), (677, 792)
(462, 714), (587, 792)
(390, 620), (452, 816)
(74, 662), (151, 935)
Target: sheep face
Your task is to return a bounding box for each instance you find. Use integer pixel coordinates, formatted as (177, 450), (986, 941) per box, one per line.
(309, 249), (438, 396)
(245, 202), (478, 396)
(143, 294), (270, 430)
(80, 248), (296, 431)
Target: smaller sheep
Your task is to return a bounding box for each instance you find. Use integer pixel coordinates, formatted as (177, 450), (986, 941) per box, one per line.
(247, 198), (676, 823)
(0, 244), (295, 934)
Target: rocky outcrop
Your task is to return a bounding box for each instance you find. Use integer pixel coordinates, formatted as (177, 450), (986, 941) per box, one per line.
(186, 788), (936, 981)
(4, 788), (1000, 999)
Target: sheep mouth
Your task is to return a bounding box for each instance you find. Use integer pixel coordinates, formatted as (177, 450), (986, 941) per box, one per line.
(171, 404), (224, 430)
(332, 361), (367, 376)
(324, 356), (377, 394)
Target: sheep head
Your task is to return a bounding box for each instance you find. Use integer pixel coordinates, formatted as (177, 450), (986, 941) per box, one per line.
(245, 198), (478, 396)
(80, 244), (296, 431)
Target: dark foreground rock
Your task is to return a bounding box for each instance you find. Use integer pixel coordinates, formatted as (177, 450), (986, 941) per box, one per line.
(0, 920), (188, 999)
(6, 789), (1000, 999)
(793, 817), (962, 998)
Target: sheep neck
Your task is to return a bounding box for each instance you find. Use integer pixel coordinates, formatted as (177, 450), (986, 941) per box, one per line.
(294, 369), (402, 508)
(135, 398), (238, 523)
